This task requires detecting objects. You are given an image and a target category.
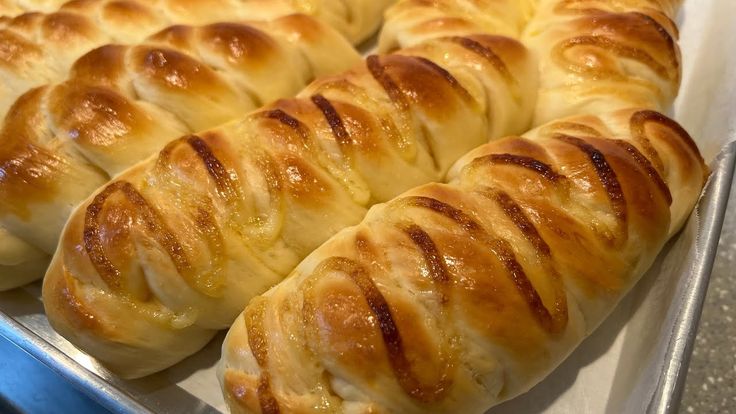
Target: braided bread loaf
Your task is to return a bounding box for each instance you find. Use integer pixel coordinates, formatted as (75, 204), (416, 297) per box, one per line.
(217, 0), (709, 412)
(522, 0), (683, 125)
(0, 1), (165, 116)
(0, 0), (393, 117)
(42, 34), (537, 378)
(0, 0), (393, 42)
(0, 14), (359, 290)
(219, 109), (706, 414)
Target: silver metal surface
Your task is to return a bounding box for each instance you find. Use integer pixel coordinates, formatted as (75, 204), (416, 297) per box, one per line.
(652, 142), (736, 414)
(0, 335), (102, 413)
(0, 283), (221, 414)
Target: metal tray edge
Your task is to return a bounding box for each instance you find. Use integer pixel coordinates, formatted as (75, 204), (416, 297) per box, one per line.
(652, 141), (736, 414)
(0, 312), (152, 414)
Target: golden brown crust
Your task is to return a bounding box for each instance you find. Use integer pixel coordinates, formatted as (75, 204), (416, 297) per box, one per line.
(43, 34), (537, 377)
(378, 0), (538, 52)
(220, 109), (706, 413)
(523, 0), (682, 125)
(0, 0), (394, 120)
(0, 14), (360, 288)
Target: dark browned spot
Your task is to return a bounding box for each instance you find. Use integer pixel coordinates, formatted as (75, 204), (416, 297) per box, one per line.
(186, 135), (240, 203)
(316, 257), (450, 402)
(245, 301), (280, 414)
(449, 36), (514, 85)
(257, 376), (279, 414)
(310, 94), (351, 148)
(489, 237), (556, 332)
(554, 134), (628, 226)
(403, 196), (482, 233)
(262, 108), (308, 139)
(84, 181), (189, 292)
(613, 139), (672, 205)
(366, 55), (409, 110)
(469, 153), (564, 182)
(411, 56), (472, 102)
(402, 224), (451, 284)
(484, 189), (552, 257)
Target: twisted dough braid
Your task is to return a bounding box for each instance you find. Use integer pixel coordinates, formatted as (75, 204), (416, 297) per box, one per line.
(0, 1), (168, 116)
(42, 34), (537, 378)
(523, 0), (684, 125)
(0, 0), (393, 117)
(0, 0), (393, 42)
(218, 2), (707, 413)
(220, 109), (706, 414)
(0, 0), (394, 290)
(0, 14), (359, 289)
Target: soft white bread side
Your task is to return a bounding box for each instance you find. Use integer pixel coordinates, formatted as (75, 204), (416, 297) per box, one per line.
(0, 227), (48, 291)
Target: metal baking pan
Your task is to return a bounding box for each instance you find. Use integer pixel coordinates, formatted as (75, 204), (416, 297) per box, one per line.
(2, 0), (735, 412)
